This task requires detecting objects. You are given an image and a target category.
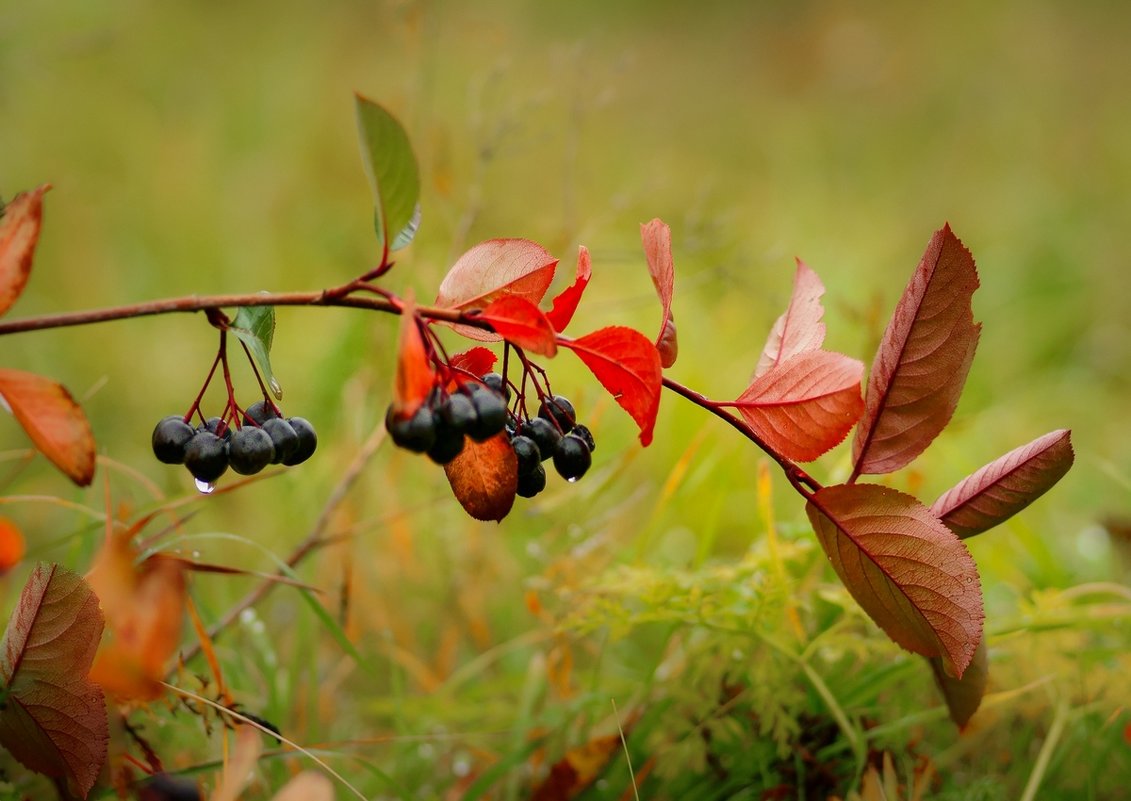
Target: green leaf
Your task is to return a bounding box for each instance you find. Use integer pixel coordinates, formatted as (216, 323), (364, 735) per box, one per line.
(355, 94), (421, 253)
(0, 562), (108, 798)
(231, 305), (281, 399)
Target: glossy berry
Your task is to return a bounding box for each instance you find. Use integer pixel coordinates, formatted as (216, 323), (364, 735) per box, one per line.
(243, 400), (278, 425)
(183, 432), (229, 482)
(467, 390), (507, 441)
(386, 404), (436, 453)
(427, 425), (465, 465)
(261, 417), (299, 464)
(284, 417), (318, 465)
(440, 393), (477, 434)
(152, 416), (195, 464)
(521, 417), (561, 461)
(228, 427), (275, 475)
(481, 372), (510, 401)
(516, 462), (547, 498)
(199, 417), (231, 440)
(553, 433), (591, 481)
(572, 423), (596, 452)
(510, 435), (541, 475)
(538, 394), (576, 432)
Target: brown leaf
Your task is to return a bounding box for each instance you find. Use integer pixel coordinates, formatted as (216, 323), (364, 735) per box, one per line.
(755, 259), (826, 377)
(852, 225), (981, 476)
(929, 637), (988, 729)
(0, 368), (96, 486)
(0, 562), (108, 798)
(806, 483), (984, 677)
(931, 429), (1074, 539)
(0, 184), (49, 318)
(443, 433), (518, 522)
(733, 350), (863, 462)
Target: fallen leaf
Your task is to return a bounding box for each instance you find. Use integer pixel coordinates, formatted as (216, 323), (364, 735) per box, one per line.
(0, 368), (95, 486)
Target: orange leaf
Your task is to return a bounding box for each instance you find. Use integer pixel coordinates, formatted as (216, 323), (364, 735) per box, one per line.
(546, 246), (592, 333)
(561, 326), (662, 446)
(733, 350), (863, 462)
(0, 368), (95, 486)
(443, 433), (517, 522)
(436, 238), (558, 312)
(0, 518), (26, 575)
(0, 184), (49, 318)
(641, 219), (677, 367)
(86, 535), (186, 702)
(393, 305), (434, 415)
(477, 295), (558, 357)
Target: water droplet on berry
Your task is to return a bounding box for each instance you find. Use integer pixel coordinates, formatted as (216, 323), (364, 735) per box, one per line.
(567, 476), (580, 483)
(194, 478), (215, 494)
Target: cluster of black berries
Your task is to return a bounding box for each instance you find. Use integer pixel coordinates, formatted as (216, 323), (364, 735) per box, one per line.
(510, 393), (595, 498)
(385, 376), (509, 464)
(151, 401), (317, 484)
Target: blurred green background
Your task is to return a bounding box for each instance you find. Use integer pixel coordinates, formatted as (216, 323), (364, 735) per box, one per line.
(2, 1), (1130, 798)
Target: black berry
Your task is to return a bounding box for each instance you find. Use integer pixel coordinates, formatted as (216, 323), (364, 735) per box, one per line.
(440, 393), (477, 434)
(284, 417), (318, 465)
(521, 417), (561, 461)
(243, 400), (278, 425)
(510, 435), (541, 475)
(516, 462), (547, 498)
(199, 417), (231, 440)
(553, 433), (591, 481)
(467, 390), (507, 441)
(481, 372), (510, 401)
(183, 432), (229, 482)
(386, 404), (434, 453)
(572, 423), (596, 452)
(228, 427), (275, 475)
(538, 394), (576, 432)
(152, 416), (195, 464)
(261, 417), (299, 464)
(427, 425), (465, 464)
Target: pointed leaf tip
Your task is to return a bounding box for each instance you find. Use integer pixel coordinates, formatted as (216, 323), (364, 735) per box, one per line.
(546, 246), (592, 333)
(0, 184), (50, 318)
(755, 258), (826, 377)
(0, 369), (95, 486)
(355, 94), (421, 253)
(641, 219), (678, 367)
(231, 304), (281, 399)
(929, 638), (988, 729)
(806, 483), (984, 677)
(853, 225), (981, 476)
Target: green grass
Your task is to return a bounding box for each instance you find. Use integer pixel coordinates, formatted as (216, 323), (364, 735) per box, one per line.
(2, 1), (1131, 798)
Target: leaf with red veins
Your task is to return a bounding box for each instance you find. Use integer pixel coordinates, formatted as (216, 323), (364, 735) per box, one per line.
(929, 637), (988, 729)
(806, 484), (984, 678)
(733, 350), (864, 462)
(436, 238), (558, 311)
(0, 185), (49, 318)
(853, 224), (981, 476)
(448, 347), (498, 379)
(0, 369), (95, 487)
(393, 305), (434, 416)
(477, 296), (558, 357)
(545, 246), (592, 333)
(0, 562), (108, 798)
(641, 218), (678, 367)
(561, 326), (662, 446)
(755, 259), (826, 377)
(444, 433), (518, 522)
(931, 429), (1074, 539)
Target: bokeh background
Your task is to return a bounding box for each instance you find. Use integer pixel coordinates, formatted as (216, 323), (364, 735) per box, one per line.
(2, 1), (1130, 798)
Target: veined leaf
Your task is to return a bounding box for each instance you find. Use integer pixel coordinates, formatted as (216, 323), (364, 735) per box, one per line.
(231, 304), (281, 399)
(355, 94), (421, 253)
(0, 184), (49, 318)
(641, 218), (678, 367)
(931, 429), (1074, 539)
(437, 238), (558, 312)
(734, 350), (863, 462)
(929, 637), (988, 729)
(0, 368), (95, 486)
(443, 432), (517, 522)
(448, 347), (497, 379)
(561, 326), (662, 446)
(545, 246), (592, 333)
(0, 563), (107, 798)
(476, 295), (557, 357)
(806, 483), (984, 678)
(852, 224), (981, 476)
(755, 259), (826, 377)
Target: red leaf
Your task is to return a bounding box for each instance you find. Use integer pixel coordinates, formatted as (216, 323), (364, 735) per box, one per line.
(561, 326), (662, 446)
(931, 429), (1074, 539)
(477, 295), (558, 357)
(641, 218), (678, 367)
(545, 246), (592, 333)
(852, 225), (981, 476)
(448, 347), (497, 378)
(0, 368), (95, 486)
(755, 259), (826, 377)
(0, 185), (49, 318)
(393, 307), (434, 415)
(733, 350), (864, 462)
(436, 238), (558, 311)
(0, 562), (108, 797)
(929, 637), (988, 729)
(443, 433), (517, 522)
(806, 484), (984, 677)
